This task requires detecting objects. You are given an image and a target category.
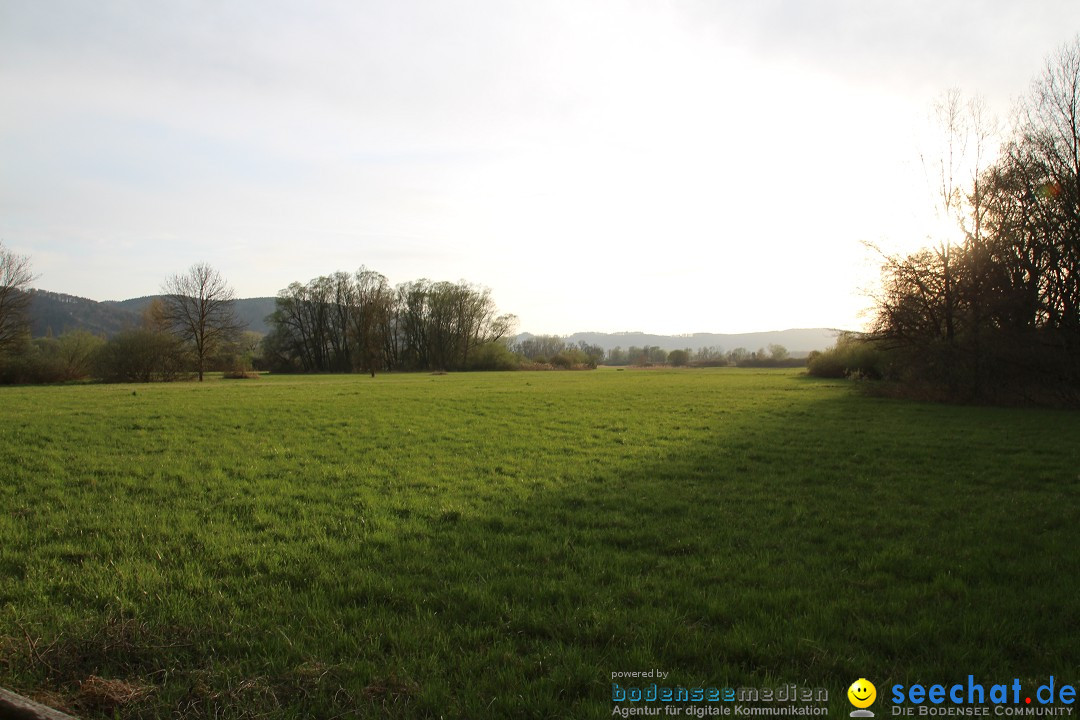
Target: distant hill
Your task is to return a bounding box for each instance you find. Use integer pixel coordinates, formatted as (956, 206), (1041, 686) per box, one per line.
(27, 290), (276, 337)
(516, 328), (841, 355)
(27, 289), (838, 352)
(28, 290), (142, 338)
(106, 295), (277, 335)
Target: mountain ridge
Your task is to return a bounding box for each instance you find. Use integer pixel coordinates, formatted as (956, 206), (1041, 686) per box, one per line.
(26, 290), (277, 337)
(25, 289), (842, 352)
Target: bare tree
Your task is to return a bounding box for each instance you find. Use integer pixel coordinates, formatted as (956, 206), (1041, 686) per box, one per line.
(0, 242), (36, 354)
(867, 38), (1080, 403)
(351, 266), (393, 376)
(161, 262), (243, 381)
(1021, 37), (1080, 335)
(922, 88), (972, 347)
(141, 297), (172, 333)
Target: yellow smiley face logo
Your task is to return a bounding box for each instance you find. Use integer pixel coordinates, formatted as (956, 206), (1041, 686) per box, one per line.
(848, 679), (877, 708)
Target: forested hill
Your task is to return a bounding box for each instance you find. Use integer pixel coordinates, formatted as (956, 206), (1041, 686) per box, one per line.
(26, 290), (276, 337)
(107, 295), (277, 335)
(27, 290), (140, 337)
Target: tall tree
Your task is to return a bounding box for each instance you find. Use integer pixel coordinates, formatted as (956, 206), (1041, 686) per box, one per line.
(161, 262), (243, 381)
(1022, 38), (1080, 336)
(0, 242), (35, 355)
(871, 38), (1080, 403)
(351, 267), (393, 376)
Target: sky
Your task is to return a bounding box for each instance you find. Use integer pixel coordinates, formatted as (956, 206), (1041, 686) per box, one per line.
(2, 1), (1079, 335)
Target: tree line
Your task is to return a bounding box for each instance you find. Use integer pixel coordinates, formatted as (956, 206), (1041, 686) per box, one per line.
(0, 256), (525, 381)
(0, 259), (253, 384)
(1, 245), (811, 382)
(811, 38), (1080, 406)
(261, 269), (517, 373)
(512, 335), (803, 368)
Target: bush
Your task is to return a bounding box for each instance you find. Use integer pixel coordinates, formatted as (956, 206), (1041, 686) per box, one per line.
(807, 334), (886, 379)
(466, 341), (520, 371)
(96, 330), (191, 383)
(668, 349), (690, 367)
(210, 330), (265, 375)
(550, 352), (573, 369)
(550, 347), (595, 369)
(736, 356), (807, 368)
(0, 330), (106, 384)
(222, 369), (260, 379)
(52, 330), (106, 380)
(0, 343), (66, 384)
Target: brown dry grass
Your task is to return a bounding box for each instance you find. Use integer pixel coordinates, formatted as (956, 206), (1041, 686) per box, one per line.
(76, 675), (153, 713)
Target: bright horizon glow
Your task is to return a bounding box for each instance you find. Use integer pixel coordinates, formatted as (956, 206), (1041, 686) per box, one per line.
(2, 1), (1078, 335)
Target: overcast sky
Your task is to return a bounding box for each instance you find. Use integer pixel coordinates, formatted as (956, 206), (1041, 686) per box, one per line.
(2, 1), (1079, 335)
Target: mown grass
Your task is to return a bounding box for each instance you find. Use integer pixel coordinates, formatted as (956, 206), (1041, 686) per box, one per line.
(1, 368), (1079, 718)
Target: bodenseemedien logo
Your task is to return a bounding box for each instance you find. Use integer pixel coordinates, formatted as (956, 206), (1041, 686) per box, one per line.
(849, 678), (878, 718)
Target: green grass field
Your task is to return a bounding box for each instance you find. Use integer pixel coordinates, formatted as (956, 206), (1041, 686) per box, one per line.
(2, 368), (1079, 718)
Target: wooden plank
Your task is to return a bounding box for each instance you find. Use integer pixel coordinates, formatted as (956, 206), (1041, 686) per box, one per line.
(0, 687), (78, 720)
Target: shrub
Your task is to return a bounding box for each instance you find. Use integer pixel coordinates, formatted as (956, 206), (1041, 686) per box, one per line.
(668, 349), (690, 367)
(96, 330), (191, 383)
(550, 352), (573, 369)
(0, 342), (66, 384)
(0, 330), (106, 384)
(466, 341), (520, 371)
(222, 369), (260, 379)
(52, 330), (106, 380)
(807, 334), (885, 379)
(736, 356), (807, 368)
(550, 347), (595, 369)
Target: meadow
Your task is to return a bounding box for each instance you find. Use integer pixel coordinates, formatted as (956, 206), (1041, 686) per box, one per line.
(1, 368), (1079, 719)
